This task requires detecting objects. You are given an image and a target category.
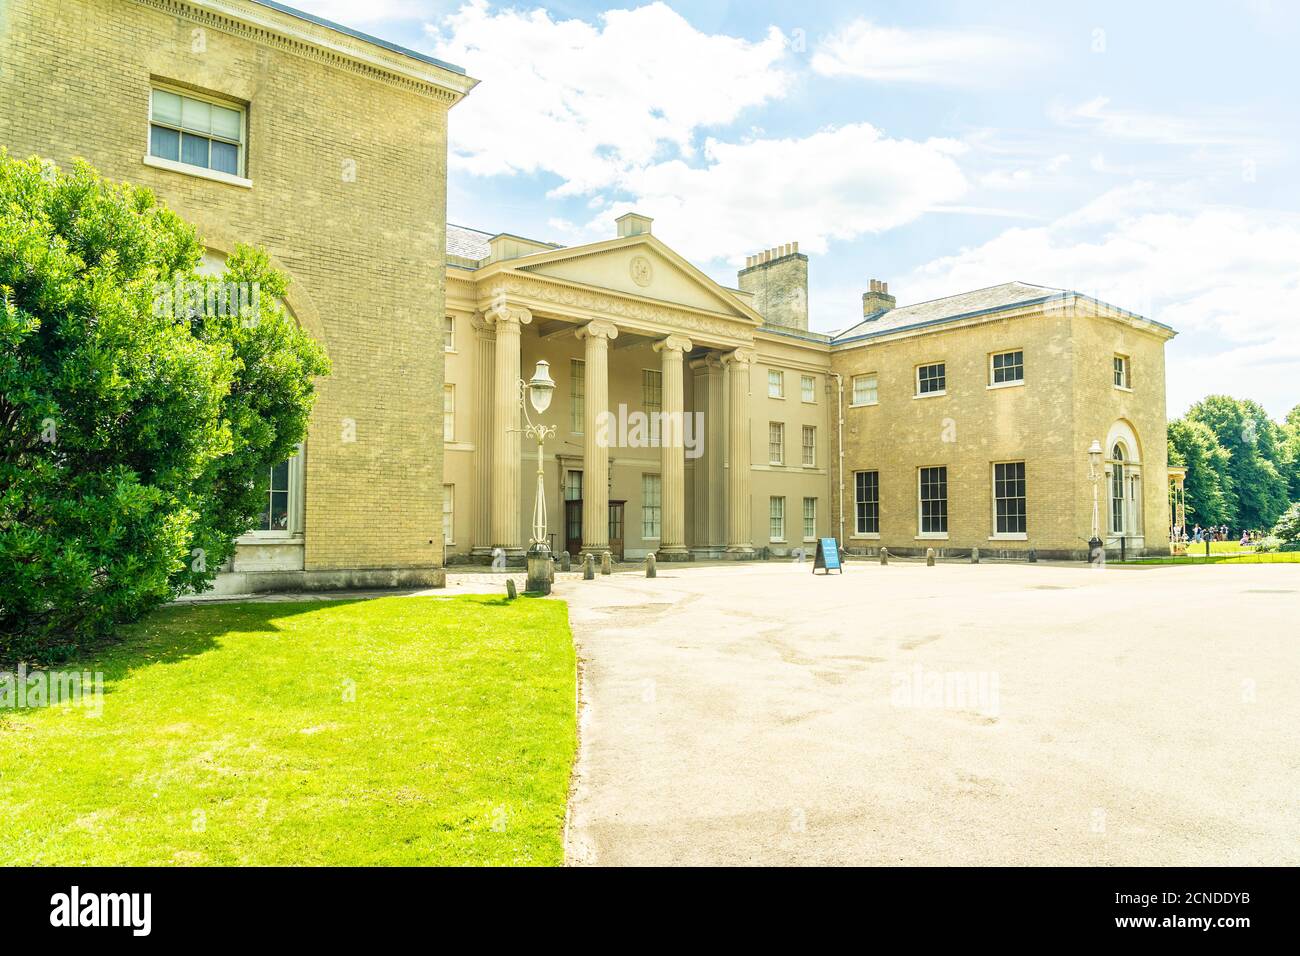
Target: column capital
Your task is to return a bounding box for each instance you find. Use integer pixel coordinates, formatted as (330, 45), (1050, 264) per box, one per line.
(722, 346), (757, 368)
(484, 303), (533, 326)
(575, 318), (619, 342)
(690, 351), (726, 372)
(653, 334), (693, 355)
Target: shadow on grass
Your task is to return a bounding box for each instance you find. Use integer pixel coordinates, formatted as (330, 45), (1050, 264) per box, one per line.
(3, 593), (555, 717)
(2, 599), (372, 714)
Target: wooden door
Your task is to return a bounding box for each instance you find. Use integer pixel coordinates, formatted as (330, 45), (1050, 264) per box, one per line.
(608, 500), (625, 561)
(564, 500), (582, 559)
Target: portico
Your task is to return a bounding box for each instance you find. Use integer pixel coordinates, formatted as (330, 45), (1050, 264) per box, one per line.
(447, 216), (770, 564)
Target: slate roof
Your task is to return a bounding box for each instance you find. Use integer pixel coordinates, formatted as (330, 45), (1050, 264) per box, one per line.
(832, 282), (1076, 341)
(446, 223), (494, 262)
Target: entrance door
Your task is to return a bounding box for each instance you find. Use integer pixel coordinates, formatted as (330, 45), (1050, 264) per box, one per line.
(564, 500), (583, 558)
(608, 501), (625, 561)
(563, 469), (583, 558)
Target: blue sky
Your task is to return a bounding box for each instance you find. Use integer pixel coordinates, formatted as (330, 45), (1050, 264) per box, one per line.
(290, 0), (1300, 418)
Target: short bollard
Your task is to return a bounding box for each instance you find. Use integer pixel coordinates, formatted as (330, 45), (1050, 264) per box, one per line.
(560, 550), (571, 572)
(600, 551), (612, 575)
(645, 553), (657, 578)
(971, 547), (980, 565)
(1027, 549), (1038, 563)
(505, 579), (517, 600)
(879, 547), (889, 566)
(926, 548), (936, 567)
(583, 553), (595, 580)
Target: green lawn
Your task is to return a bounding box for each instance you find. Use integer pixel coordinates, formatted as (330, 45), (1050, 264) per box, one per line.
(0, 595), (576, 865)
(1116, 551), (1300, 565)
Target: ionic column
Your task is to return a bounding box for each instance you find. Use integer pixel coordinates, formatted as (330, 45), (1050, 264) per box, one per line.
(690, 353), (726, 555)
(576, 319), (618, 555)
(485, 303), (532, 553)
(654, 334), (693, 559)
(471, 314), (496, 555)
(723, 347), (756, 555)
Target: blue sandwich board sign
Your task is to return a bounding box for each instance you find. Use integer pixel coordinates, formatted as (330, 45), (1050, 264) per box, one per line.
(813, 537), (842, 574)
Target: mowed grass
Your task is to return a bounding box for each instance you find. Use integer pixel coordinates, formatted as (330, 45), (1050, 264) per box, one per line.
(1117, 551), (1300, 565)
(0, 596), (576, 866)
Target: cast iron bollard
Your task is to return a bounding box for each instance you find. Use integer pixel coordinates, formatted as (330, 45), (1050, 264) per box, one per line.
(600, 551), (612, 575)
(971, 547), (980, 564)
(505, 578), (517, 600)
(880, 547), (889, 566)
(560, 550), (571, 572)
(646, 553), (657, 578)
(926, 548), (936, 567)
(583, 553), (595, 580)
(1027, 549), (1038, 563)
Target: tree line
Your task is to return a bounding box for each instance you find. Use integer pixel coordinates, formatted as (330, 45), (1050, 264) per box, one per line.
(1167, 395), (1300, 534)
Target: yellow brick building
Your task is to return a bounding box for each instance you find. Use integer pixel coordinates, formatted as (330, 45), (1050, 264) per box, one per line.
(1, 0), (475, 591)
(4, 1), (1176, 594)
(443, 216), (1175, 565)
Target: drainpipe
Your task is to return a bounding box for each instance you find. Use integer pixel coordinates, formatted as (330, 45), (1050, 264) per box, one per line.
(831, 371), (845, 545)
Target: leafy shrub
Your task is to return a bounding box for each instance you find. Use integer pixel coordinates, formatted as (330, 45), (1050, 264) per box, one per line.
(1269, 501), (1300, 547)
(0, 154), (328, 662)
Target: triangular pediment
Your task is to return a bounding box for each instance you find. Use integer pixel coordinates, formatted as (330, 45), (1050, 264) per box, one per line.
(509, 236), (760, 324)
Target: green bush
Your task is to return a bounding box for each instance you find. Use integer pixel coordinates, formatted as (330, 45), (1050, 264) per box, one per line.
(1269, 501), (1300, 547)
(0, 153), (328, 662)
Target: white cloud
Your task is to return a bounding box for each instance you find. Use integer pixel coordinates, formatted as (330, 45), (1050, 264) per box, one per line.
(426, 1), (793, 194)
(811, 19), (1041, 85)
(586, 124), (968, 264)
(906, 183), (1300, 417)
(427, 3), (968, 264)
(1049, 96), (1260, 147)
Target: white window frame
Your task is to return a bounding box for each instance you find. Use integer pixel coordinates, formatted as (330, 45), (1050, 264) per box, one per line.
(444, 315), (456, 353)
(917, 465), (949, 539)
(244, 443), (306, 541)
(769, 496), (786, 543)
(642, 368), (662, 444)
(768, 421), (785, 465)
(443, 384), (455, 442)
(768, 369), (785, 399)
(570, 359), (585, 434)
(442, 484), (455, 546)
(1113, 354), (1132, 390)
(991, 461), (1028, 540)
(854, 470), (880, 538)
(851, 373), (878, 407)
(641, 473), (662, 540)
(915, 362), (947, 398)
(802, 497), (817, 542)
(800, 374), (817, 403)
(145, 84), (251, 188)
(801, 425), (816, 467)
(989, 349), (1024, 389)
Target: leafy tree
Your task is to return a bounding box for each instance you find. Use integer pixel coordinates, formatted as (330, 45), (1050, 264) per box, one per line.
(1271, 501), (1300, 546)
(1280, 405), (1300, 503)
(1167, 417), (1231, 527)
(0, 153), (328, 662)
(1185, 395), (1289, 531)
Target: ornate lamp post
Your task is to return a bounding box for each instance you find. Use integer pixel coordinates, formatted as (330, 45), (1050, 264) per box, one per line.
(1087, 439), (1104, 562)
(520, 360), (556, 593)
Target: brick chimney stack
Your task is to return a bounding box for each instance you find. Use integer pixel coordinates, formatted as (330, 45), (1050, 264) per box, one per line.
(862, 278), (896, 317)
(737, 242), (808, 331)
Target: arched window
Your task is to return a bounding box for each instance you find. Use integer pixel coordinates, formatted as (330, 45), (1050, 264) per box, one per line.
(1110, 443), (1126, 534)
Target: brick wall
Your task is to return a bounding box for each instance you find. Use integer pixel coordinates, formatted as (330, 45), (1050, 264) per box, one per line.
(0, 0), (456, 572)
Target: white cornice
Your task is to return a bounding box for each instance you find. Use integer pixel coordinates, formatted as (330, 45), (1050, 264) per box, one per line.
(130, 0), (478, 105)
